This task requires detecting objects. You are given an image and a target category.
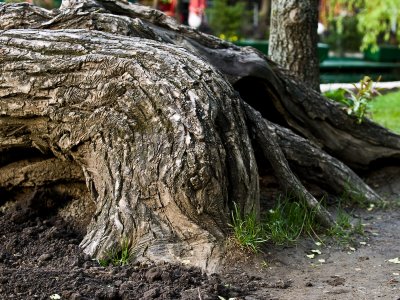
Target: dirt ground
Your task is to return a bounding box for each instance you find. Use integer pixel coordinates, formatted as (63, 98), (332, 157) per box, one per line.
(1, 181), (400, 299)
(221, 207), (400, 300)
(0, 207), (239, 300)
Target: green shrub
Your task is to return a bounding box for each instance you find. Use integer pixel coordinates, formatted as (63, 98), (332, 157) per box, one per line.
(322, 15), (362, 54)
(4, 0), (61, 8)
(207, 0), (251, 41)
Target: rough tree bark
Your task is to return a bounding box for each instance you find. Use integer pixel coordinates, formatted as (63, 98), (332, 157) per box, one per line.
(1, 0), (399, 271)
(269, 0), (320, 91)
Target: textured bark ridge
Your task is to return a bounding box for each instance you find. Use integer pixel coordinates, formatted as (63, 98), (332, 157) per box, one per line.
(1, 0), (399, 271)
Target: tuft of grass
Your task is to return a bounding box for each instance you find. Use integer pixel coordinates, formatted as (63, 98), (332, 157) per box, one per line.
(379, 198), (400, 209)
(263, 195), (320, 245)
(230, 193), (368, 251)
(98, 238), (132, 267)
(230, 203), (266, 253)
(327, 208), (364, 244)
(352, 218), (365, 235)
(370, 90), (400, 134)
(336, 208), (352, 229)
(340, 181), (368, 207)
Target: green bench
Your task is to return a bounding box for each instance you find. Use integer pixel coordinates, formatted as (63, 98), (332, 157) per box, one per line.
(234, 40), (400, 83)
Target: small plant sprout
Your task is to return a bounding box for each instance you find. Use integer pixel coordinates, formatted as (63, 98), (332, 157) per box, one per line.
(324, 76), (382, 124)
(98, 237), (133, 267)
(230, 202), (266, 253)
(336, 208), (352, 230)
(261, 260), (269, 268)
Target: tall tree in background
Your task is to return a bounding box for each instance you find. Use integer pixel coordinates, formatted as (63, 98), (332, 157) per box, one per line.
(269, 0), (320, 91)
(257, 0), (271, 39)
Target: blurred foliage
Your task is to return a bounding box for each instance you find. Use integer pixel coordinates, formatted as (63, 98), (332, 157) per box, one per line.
(330, 0), (400, 50)
(322, 15), (362, 54)
(206, 0), (251, 41)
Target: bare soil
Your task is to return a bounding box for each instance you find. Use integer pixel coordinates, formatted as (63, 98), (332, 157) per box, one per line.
(0, 204), (245, 300)
(1, 180), (400, 299)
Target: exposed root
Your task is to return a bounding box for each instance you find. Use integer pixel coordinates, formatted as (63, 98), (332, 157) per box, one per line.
(244, 103), (335, 228)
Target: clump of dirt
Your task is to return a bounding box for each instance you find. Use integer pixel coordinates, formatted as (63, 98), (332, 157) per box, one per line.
(0, 207), (251, 299)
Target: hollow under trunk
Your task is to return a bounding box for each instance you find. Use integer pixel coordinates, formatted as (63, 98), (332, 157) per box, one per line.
(1, 0), (399, 272)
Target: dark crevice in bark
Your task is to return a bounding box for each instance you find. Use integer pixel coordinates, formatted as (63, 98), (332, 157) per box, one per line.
(0, 189), (13, 207)
(0, 181), (89, 217)
(362, 157), (400, 174)
(0, 147), (50, 167)
(252, 143), (274, 177)
(234, 77), (288, 129)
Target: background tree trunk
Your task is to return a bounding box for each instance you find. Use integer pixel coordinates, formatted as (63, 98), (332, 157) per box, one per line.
(269, 0), (320, 91)
(256, 0), (271, 39)
(1, 0), (400, 271)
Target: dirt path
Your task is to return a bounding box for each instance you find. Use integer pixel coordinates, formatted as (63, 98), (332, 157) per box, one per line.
(221, 208), (400, 300)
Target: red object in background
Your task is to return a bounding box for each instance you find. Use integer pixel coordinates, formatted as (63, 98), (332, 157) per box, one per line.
(159, 0), (177, 17)
(189, 0), (206, 15)
(158, 0), (207, 25)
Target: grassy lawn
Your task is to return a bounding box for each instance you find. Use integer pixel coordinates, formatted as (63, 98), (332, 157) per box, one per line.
(370, 90), (400, 134)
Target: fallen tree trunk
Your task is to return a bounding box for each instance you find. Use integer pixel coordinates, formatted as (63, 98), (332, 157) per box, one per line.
(1, 0), (399, 271)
